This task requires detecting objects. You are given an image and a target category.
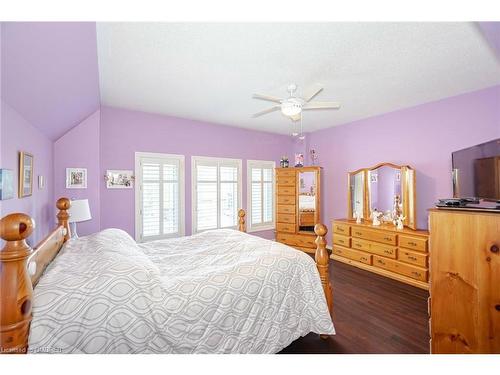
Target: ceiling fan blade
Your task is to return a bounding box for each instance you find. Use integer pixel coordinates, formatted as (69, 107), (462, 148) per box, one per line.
(303, 101), (341, 110)
(252, 105), (280, 118)
(252, 93), (283, 103)
(302, 84), (323, 102)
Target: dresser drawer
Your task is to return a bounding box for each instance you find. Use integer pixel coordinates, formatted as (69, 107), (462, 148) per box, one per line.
(399, 235), (428, 252)
(333, 246), (372, 265)
(333, 234), (351, 248)
(351, 238), (397, 259)
(398, 249), (428, 268)
(276, 233), (315, 248)
(373, 256), (428, 282)
(276, 169), (295, 177)
(373, 255), (397, 272)
(333, 222), (351, 236)
(277, 186), (295, 195)
(351, 227), (397, 246)
(393, 261), (428, 282)
(277, 204), (295, 214)
(277, 195), (295, 205)
(277, 223), (295, 233)
(276, 176), (295, 186)
(277, 213), (295, 224)
(296, 235), (316, 249)
(276, 233), (298, 246)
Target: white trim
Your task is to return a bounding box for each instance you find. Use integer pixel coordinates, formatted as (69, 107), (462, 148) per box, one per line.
(191, 156), (243, 234)
(135, 152), (185, 242)
(246, 160), (276, 233)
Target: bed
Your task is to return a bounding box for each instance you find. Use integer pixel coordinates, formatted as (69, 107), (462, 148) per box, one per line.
(0, 198), (334, 354)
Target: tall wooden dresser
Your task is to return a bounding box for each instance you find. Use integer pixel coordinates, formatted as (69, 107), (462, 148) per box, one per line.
(275, 167), (321, 254)
(429, 209), (500, 353)
(331, 219), (430, 289)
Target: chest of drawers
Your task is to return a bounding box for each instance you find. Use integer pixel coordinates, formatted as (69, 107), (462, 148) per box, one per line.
(331, 219), (430, 289)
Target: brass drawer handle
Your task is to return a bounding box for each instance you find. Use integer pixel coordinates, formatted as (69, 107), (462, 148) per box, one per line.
(383, 236), (392, 241)
(408, 256), (418, 261)
(408, 241), (418, 246)
(355, 231), (362, 236)
(384, 250), (392, 254)
(337, 227), (344, 232)
(411, 271), (421, 277)
(361, 257), (367, 261)
(376, 260), (385, 265)
(355, 243), (362, 248)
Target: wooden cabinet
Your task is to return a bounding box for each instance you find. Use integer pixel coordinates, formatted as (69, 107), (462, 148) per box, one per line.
(275, 167), (321, 254)
(429, 209), (500, 353)
(331, 219), (430, 289)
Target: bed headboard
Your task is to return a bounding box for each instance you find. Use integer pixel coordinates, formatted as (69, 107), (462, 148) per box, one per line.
(0, 198), (71, 354)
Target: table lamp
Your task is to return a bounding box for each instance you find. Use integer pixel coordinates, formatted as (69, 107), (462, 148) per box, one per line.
(68, 199), (92, 239)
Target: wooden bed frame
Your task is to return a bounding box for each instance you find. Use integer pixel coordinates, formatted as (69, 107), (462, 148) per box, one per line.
(0, 198), (332, 354)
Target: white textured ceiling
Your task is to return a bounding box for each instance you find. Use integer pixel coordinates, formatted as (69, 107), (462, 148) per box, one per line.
(96, 22), (500, 135)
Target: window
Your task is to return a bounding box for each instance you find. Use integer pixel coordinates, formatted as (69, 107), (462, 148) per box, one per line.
(192, 156), (242, 233)
(247, 160), (275, 232)
(135, 152), (185, 242)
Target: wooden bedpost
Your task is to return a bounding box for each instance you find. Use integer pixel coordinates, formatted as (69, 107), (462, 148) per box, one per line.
(238, 209), (246, 232)
(0, 213), (35, 354)
(314, 223), (333, 320)
(56, 197), (71, 242)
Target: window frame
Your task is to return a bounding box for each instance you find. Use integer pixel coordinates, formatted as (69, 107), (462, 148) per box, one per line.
(246, 159), (276, 233)
(191, 156), (243, 234)
(135, 151), (185, 242)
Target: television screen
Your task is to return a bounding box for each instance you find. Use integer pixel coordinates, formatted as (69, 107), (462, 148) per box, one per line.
(452, 138), (500, 200)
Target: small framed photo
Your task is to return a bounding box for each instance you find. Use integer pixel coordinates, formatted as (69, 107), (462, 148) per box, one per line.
(105, 170), (134, 189)
(0, 169), (14, 200)
(19, 151), (34, 198)
(66, 168), (87, 189)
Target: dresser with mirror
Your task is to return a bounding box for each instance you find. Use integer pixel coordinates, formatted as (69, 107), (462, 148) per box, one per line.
(333, 162), (429, 289)
(275, 167), (321, 253)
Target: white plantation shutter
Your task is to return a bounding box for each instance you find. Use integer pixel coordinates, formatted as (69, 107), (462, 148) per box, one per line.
(247, 160), (275, 231)
(193, 157), (242, 233)
(135, 153), (185, 241)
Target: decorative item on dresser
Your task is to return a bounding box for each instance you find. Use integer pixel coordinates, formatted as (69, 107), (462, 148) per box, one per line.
(428, 209), (500, 354)
(275, 166), (321, 254)
(331, 219), (429, 289)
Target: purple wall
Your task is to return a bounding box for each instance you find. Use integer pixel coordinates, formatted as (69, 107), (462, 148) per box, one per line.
(54, 110), (101, 235)
(0, 101), (54, 246)
(1, 22), (100, 140)
(308, 85), (500, 229)
(99, 106), (293, 239)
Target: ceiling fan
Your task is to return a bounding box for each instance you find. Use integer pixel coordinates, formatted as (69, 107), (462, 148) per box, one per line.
(252, 83), (340, 121)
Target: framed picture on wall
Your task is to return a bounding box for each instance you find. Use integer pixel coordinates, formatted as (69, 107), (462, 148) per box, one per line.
(19, 151), (34, 198)
(0, 169), (14, 200)
(105, 169), (134, 189)
(66, 168), (87, 189)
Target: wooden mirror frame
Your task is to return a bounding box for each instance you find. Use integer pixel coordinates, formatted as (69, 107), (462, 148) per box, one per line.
(347, 162), (417, 230)
(296, 167), (321, 234)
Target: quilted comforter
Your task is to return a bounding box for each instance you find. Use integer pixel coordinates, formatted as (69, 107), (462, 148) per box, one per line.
(28, 228), (335, 353)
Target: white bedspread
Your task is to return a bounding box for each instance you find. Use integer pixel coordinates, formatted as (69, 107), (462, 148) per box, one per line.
(28, 228), (334, 353)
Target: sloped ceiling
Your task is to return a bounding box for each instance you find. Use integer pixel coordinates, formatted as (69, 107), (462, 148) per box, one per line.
(1, 22), (100, 140)
(1, 22), (499, 139)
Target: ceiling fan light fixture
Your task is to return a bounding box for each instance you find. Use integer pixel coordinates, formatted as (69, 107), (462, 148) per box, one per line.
(281, 102), (302, 117)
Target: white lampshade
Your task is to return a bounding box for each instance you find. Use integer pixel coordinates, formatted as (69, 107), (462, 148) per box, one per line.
(68, 199), (92, 223)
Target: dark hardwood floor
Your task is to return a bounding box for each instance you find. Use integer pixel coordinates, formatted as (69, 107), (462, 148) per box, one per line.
(279, 259), (430, 354)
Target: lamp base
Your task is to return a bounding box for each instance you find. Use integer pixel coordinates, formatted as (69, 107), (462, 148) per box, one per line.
(70, 222), (79, 239)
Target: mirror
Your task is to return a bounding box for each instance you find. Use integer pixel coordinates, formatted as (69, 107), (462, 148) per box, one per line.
(348, 170), (365, 219)
(298, 170), (319, 232)
(368, 165), (402, 219)
(347, 163), (417, 230)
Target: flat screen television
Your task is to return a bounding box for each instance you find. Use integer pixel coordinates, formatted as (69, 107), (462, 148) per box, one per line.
(452, 138), (500, 201)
